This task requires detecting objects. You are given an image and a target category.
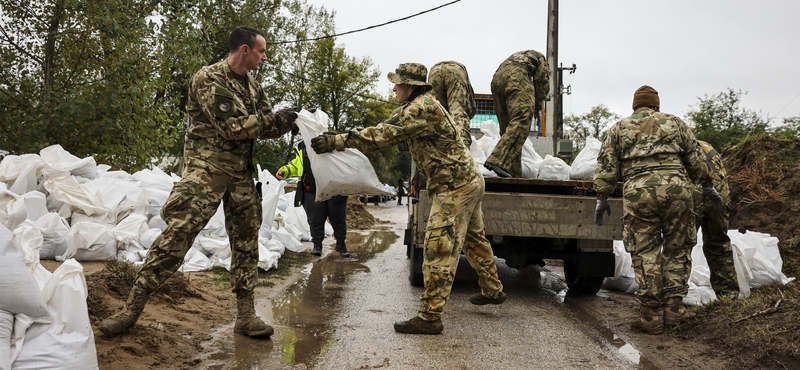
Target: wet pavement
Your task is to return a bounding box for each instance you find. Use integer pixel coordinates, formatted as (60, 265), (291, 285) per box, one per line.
(195, 204), (659, 369)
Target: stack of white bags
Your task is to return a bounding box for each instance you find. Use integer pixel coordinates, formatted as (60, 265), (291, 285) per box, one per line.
(0, 109), (389, 369)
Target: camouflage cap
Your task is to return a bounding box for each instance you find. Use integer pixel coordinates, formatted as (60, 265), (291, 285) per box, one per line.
(388, 63), (431, 89)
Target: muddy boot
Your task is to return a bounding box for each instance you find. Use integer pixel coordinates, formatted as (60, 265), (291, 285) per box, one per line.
(663, 297), (695, 327)
(393, 316), (443, 335)
(335, 241), (350, 257)
(469, 291), (507, 305)
(311, 243), (322, 256)
(630, 304), (664, 335)
(234, 294), (274, 338)
(99, 286), (151, 337)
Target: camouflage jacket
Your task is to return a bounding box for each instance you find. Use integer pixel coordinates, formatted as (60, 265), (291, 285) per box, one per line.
(339, 91), (479, 194)
(494, 50), (551, 107)
(184, 60), (291, 178)
(594, 108), (714, 199)
(690, 140), (730, 199)
(429, 61), (476, 146)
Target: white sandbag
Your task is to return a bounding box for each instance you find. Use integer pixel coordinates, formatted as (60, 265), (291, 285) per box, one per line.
(601, 240), (638, 293)
(194, 233), (230, 257)
(730, 230), (794, 288)
(118, 239), (145, 263)
(42, 175), (107, 218)
(569, 138), (601, 180)
(148, 215), (167, 230)
(259, 225), (273, 241)
(0, 309), (12, 370)
(11, 259), (98, 370)
(537, 155), (571, 180)
(295, 109), (391, 202)
(272, 227), (304, 253)
(39, 144), (98, 180)
(284, 203), (311, 242)
(210, 247), (232, 271)
(257, 165), (285, 233)
(257, 244), (280, 271)
(203, 204), (227, 237)
(729, 230), (754, 299)
(521, 139), (543, 179)
(60, 221), (117, 262)
(1, 155), (46, 196)
(0, 188), (26, 230)
(264, 237), (285, 256)
(112, 213), (149, 245)
(684, 281), (717, 306)
(19, 192), (48, 223)
(324, 220), (334, 237)
(179, 248), (212, 272)
(688, 230), (713, 288)
(131, 166), (175, 193)
(144, 187), (170, 218)
(0, 225), (49, 318)
(139, 228), (162, 250)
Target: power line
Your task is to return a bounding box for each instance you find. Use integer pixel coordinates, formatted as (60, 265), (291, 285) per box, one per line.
(773, 91), (800, 120)
(267, 0), (463, 45)
(261, 64), (399, 106)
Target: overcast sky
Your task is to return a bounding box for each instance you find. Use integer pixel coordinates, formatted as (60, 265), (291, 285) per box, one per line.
(302, 0), (800, 125)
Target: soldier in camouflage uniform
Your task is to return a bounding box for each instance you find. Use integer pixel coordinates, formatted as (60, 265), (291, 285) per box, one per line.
(594, 86), (724, 335)
(428, 61), (477, 147)
(100, 26), (298, 339)
(310, 63), (505, 335)
(691, 140), (738, 297)
(485, 50), (551, 178)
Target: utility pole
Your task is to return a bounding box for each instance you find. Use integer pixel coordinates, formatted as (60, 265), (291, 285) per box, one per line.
(544, 0), (576, 159)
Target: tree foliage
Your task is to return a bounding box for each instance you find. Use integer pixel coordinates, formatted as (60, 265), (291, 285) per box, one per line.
(767, 116), (800, 140)
(564, 104), (620, 151)
(685, 88), (769, 151)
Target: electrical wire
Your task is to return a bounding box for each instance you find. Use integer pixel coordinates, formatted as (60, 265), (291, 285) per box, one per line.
(773, 91), (800, 120)
(267, 0), (463, 45)
(261, 64), (399, 106)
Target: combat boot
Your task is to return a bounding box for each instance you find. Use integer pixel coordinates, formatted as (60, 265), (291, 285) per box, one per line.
(663, 297), (695, 327)
(234, 294), (274, 338)
(630, 304), (664, 335)
(335, 241), (350, 257)
(311, 243), (322, 256)
(469, 291), (507, 305)
(99, 286), (151, 337)
(393, 316), (443, 335)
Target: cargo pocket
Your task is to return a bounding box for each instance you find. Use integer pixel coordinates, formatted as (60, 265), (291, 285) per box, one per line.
(685, 210), (698, 248)
(425, 213), (456, 256)
(161, 180), (198, 219)
(622, 214), (636, 254)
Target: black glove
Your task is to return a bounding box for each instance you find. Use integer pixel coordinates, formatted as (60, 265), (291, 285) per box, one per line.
(702, 187), (725, 210)
(308, 108), (317, 113)
(595, 199), (611, 226)
(311, 132), (344, 154)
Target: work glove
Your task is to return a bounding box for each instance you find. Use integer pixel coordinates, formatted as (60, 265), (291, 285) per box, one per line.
(702, 187), (725, 210)
(311, 132), (345, 154)
(595, 199), (611, 226)
(275, 168), (286, 180)
(275, 107), (298, 130)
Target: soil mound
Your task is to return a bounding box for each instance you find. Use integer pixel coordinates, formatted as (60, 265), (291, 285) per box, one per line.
(724, 135), (800, 276)
(347, 196), (378, 230)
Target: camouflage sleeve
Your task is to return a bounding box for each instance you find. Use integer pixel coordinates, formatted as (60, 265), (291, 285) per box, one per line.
(594, 124), (622, 199)
(444, 79), (475, 147)
(340, 103), (429, 153)
(533, 54), (551, 105)
(191, 72), (266, 141)
(678, 120), (714, 188)
(258, 111), (293, 140)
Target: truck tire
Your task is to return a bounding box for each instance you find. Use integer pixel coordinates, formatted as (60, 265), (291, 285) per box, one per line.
(409, 244), (424, 287)
(563, 259), (604, 295)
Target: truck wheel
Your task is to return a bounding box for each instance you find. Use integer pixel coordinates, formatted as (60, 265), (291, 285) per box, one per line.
(563, 259), (604, 295)
(409, 245), (424, 287)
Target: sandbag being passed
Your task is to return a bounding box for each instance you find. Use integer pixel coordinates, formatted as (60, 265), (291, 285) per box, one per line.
(294, 109), (391, 202)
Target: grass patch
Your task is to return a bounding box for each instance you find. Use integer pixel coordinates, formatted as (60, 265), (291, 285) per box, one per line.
(209, 251), (310, 290)
(211, 268), (232, 290)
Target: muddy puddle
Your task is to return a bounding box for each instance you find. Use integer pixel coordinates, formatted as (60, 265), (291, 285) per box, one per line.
(195, 230), (398, 369)
(539, 268), (659, 370)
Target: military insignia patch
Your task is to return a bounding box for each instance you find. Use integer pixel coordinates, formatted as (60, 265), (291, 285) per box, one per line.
(218, 99), (232, 113)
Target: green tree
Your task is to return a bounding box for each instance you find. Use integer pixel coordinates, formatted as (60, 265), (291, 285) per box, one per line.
(564, 104), (620, 151)
(685, 88), (769, 151)
(0, 0), (181, 170)
(768, 116), (800, 140)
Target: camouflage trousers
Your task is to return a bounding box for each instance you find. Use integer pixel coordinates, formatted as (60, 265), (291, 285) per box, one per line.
(487, 67), (536, 178)
(419, 176), (503, 321)
(135, 163), (262, 299)
(693, 190), (738, 296)
(622, 183), (696, 307)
